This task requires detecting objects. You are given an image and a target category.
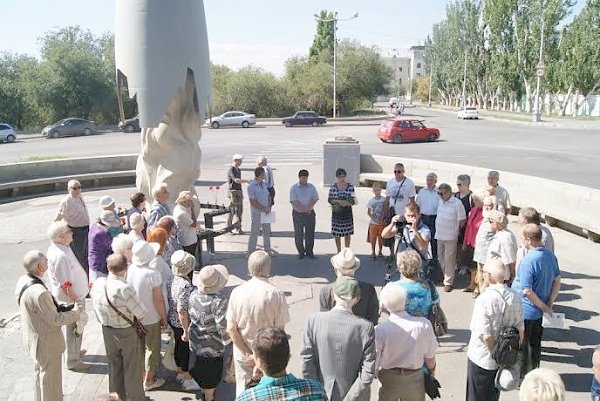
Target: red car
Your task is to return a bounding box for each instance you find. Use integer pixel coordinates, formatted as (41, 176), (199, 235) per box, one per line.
(377, 117), (440, 143)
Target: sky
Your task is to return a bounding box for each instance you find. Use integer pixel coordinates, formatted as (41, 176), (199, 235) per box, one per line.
(3, 0), (584, 76)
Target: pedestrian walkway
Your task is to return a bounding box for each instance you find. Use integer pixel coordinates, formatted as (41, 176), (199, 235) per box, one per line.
(1, 164), (598, 401)
(228, 139), (324, 166)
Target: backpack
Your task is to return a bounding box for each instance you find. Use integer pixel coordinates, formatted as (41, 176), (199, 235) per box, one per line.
(491, 290), (520, 367)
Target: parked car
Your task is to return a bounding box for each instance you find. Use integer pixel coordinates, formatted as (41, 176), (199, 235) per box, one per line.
(282, 111), (327, 127)
(457, 106), (479, 119)
(42, 118), (97, 139)
(0, 123), (16, 143)
(377, 117), (440, 143)
(205, 111), (256, 129)
(118, 115), (140, 132)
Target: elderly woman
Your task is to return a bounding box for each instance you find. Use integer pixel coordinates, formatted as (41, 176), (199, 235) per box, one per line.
(111, 233), (134, 265)
(188, 263), (230, 400)
(394, 249), (439, 317)
(156, 216), (181, 266)
(147, 183), (170, 230)
(519, 368), (565, 401)
(328, 168), (357, 253)
(486, 210), (518, 282)
(473, 194), (498, 296)
(166, 251), (197, 389)
(375, 283), (438, 401)
(126, 192), (147, 234)
(173, 191), (198, 257)
(88, 211), (120, 282)
(462, 193), (485, 292)
(128, 212), (146, 242)
(147, 227), (173, 313)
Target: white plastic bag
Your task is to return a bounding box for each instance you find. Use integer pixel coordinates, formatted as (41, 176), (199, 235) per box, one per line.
(162, 328), (178, 371)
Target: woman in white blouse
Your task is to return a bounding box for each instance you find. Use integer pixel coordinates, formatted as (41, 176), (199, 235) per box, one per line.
(173, 191), (199, 259)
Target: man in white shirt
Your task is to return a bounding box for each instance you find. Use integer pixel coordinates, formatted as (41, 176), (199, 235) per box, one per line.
(375, 283), (438, 401)
(487, 171), (511, 215)
(435, 183), (467, 291)
(486, 210), (518, 282)
(416, 172), (439, 264)
(384, 163), (416, 217)
(515, 207), (555, 271)
(466, 259), (524, 401)
(46, 221), (90, 371)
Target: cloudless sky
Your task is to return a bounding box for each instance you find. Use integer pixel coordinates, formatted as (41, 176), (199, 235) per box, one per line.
(3, 0), (583, 76)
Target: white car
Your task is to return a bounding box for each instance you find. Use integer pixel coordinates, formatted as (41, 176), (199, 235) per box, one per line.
(0, 123), (16, 143)
(457, 107), (479, 119)
(205, 111), (256, 129)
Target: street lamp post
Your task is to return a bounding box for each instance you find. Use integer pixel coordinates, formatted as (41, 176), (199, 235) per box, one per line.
(314, 11), (358, 119)
(533, 4), (545, 122)
(428, 59), (434, 108)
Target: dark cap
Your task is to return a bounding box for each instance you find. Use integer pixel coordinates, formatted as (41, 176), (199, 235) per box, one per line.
(332, 276), (360, 300)
(298, 169), (309, 177)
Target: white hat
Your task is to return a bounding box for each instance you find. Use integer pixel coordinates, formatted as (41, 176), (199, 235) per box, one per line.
(99, 210), (121, 228)
(132, 241), (160, 265)
(495, 365), (520, 391)
(99, 195), (115, 208)
(129, 212), (145, 230)
(197, 264), (229, 294)
(330, 248), (361, 275)
(232, 153), (243, 160)
(171, 250), (195, 277)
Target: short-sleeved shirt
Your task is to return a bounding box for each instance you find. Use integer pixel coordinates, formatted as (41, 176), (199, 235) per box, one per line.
(416, 187), (440, 216)
(395, 222), (432, 261)
(188, 291), (231, 357)
(511, 247), (560, 320)
(46, 243), (89, 302)
(492, 185), (511, 214)
(386, 177), (416, 216)
(90, 274), (146, 328)
(367, 196), (386, 224)
(126, 263), (163, 325)
(435, 196), (466, 241)
(247, 179), (270, 213)
(467, 284), (524, 370)
(58, 195), (90, 227)
(486, 229), (518, 280)
(236, 373), (327, 401)
(290, 182), (319, 212)
(226, 277), (290, 350)
(147, 201), (170, 230)
(228, 166), (242, 191)
(167, 275), (195, 328)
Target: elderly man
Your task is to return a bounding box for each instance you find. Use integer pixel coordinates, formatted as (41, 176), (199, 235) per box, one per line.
(516, 207), (555, 270)
(455, 174), (473, 271)
(54, 179), (90, 273)
(147, 183), (170, 230)
(375, 283), (438, 401)
(227, 250), (290, 395)
(435, 183), (467, 292)
(511, 224), (561, 377)
(592, 347), (600, 401)
(227, 153), (248, 234)
(466, 259), (524, 401)
(416, 172), (439, 264)
(486, 210), (518, 282)
(46, 221), (90, 371)
(384, 163), (416, 218)
(302, 277), (375, 401)
(257, 155), (275, 206)
(319, 248), (379, 325)
(247, 167), (273, 255)
(91, 254), (146, 401)
(127, 240), (168, 391)
(16, 250), (82, 401)
(236, 327), (326, 401)
(290, 169), (319, 259)
(487, 171), (511, 215)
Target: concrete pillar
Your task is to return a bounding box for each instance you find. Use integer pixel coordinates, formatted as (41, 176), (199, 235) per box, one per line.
(322, 136), (360, 187)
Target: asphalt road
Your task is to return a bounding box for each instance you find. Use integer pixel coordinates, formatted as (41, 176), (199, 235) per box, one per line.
(2, 107), (599, 188)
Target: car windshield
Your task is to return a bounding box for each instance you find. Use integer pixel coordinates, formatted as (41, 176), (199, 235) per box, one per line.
(466, 107), (477, 111)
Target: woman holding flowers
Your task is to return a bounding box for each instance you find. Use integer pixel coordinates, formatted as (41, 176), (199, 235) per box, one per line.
(328, 168), (357, 252)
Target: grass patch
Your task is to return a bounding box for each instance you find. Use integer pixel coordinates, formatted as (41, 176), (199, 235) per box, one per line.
(24, 155), (68, 162)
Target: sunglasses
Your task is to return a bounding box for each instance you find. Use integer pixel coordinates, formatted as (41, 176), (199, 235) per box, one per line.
(438, 192), (445, 196)
(394, 170), (404, 174)
(70, 186), (82, 190)
(456, 183), (463, 186)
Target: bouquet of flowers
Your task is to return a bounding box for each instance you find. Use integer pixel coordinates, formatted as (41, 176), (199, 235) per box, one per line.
(331, 194), (356, 213)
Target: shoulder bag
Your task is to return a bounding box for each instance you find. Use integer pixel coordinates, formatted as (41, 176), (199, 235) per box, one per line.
(104, 286), (147, 341)
(427, 281), (448, 337)
(491, 289), (520, 367)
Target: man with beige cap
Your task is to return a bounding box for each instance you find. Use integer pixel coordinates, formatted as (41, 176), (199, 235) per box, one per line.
(319, 248), (379, 325)
(226, 250), (290, 395)
(227, 154), (248, 234)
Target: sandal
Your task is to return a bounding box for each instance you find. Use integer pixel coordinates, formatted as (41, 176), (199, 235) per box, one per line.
(370, 254), (376, 260)
(462, 287), (475, 293)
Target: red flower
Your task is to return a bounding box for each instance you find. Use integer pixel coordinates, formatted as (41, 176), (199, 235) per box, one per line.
(88, 282), (94, 290)
(61, 281), (73, 289)
(216, 186), (220, 190)
(209, 186), (213, 190)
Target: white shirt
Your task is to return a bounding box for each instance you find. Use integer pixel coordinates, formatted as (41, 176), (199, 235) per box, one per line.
(46, 242), (89, 302)
(90, 274), (146, 328)
(386, 177), (416, 216)
(435, 197), (466, 241)
(126, 262), (163, 325)
(486, 229), (518, 280)
(416, 186), (440, 215)
(467, 284), (524, 370)
(492, 185), (511, 214)
(375, 311), (438, 370)
(174, 204), (197, 246)
(150, 255), (172, 314)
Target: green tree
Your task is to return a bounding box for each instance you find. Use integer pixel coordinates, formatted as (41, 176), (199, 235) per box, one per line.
(0, 53), (39, 129)
(283, 56), (333, 116)
(309, 10), (335, 63)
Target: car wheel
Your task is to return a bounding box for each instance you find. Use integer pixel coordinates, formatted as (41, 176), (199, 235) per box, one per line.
(84, 128), (92, 136)
(428, 134), (437, 142)
(211, 121), (220, 129)
(311, 121), (318, 127)
(285, 121), (292, 127)
(242, 121), (250, 128)
(392, 135), (403, 144)
(125, 124), (135, 133)
(50, 130), (60, 139)
(6, 135), (15, 143)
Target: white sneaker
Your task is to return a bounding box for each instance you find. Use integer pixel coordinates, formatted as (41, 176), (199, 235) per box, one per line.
(182, 379), (201, 391)
(144, 378), (165, 391)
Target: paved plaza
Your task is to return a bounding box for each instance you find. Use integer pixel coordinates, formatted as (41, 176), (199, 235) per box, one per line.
(1, 163), (599, 400)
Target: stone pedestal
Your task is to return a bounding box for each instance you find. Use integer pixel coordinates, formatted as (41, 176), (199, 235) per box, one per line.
(322, 136), (360, 187)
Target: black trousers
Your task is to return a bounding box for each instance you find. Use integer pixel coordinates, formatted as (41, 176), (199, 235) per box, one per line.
(293, 210), (316, 256)
(268, 187), (275, 206)
(466, 358), (499, 401)
(171, 325), (190, 372)
(521, 318), (544, 377)
(182, 242), (197, 278)
(421, 215), (437, 261)
(69, 225), (89, 274)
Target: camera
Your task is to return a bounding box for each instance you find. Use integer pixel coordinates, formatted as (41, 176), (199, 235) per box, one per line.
(395, 216), (408, 230)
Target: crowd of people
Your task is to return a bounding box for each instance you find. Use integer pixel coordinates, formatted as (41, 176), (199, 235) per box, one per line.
(13, 156), (593, 401)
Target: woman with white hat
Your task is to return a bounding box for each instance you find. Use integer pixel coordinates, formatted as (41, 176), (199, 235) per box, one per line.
(187, 264), (230, 401)
(173, 191), (199, 257)
(99, 195), (124, 237)
(128, 212), (146, 242)
(165, 250), (198, 389)
(88, 210), (120, 282)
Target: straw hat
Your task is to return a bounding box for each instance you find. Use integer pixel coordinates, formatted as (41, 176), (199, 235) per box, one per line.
(198, 264), (229, 294)
(170, 250), (195, 277)
(99, 195), (115, 209)
(330, 248), (360, 276)
(129, 212), (145, 230)
(175, 191), (194, 205)
(99, 210), (121, 228)
(132, 241), (160, 265)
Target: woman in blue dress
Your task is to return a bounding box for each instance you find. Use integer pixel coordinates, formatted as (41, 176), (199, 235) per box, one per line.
(328, 168), (357, 253)
(394, 249), (439, 317)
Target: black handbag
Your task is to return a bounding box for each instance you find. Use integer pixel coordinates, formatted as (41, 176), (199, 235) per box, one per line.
(427, 281), (448, 337)
(424, 369), (441, 399)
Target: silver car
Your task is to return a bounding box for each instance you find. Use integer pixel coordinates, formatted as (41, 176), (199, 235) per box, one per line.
(0, 123), (16, 143)
(205, 111), (256, 129)
(42, 118), (97, 138)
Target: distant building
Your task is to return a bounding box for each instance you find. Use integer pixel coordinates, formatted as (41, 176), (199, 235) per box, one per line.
(408, 46), (425, 79)
(383, 45), (426, 100)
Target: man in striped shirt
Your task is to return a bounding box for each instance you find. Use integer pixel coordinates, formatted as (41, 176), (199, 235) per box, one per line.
(236, 327), (326, 401)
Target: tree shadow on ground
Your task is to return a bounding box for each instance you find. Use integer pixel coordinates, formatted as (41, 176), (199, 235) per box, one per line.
(542, 346), (595, 369)
(553, 304), (599, 323)
(544, 325), (600, 346)
(554, 292), (581, 303)
(560, 270), (600, 280)
(557, 283), (582, 291)
(559, 373), (594, 393)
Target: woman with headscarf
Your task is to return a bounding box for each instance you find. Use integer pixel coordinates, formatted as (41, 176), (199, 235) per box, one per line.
(88, 210), (120, 282)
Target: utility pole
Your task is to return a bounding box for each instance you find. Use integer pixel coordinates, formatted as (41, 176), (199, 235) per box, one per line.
(534, 1), (545, 122)
(428, 59), (434, 108)
(461, 49), (467, 108)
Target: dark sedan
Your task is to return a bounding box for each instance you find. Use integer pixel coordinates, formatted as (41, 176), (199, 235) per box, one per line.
(42, 118), (97, 139)
(282, 111), (327, 127)
(118, 115), (140, 132)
